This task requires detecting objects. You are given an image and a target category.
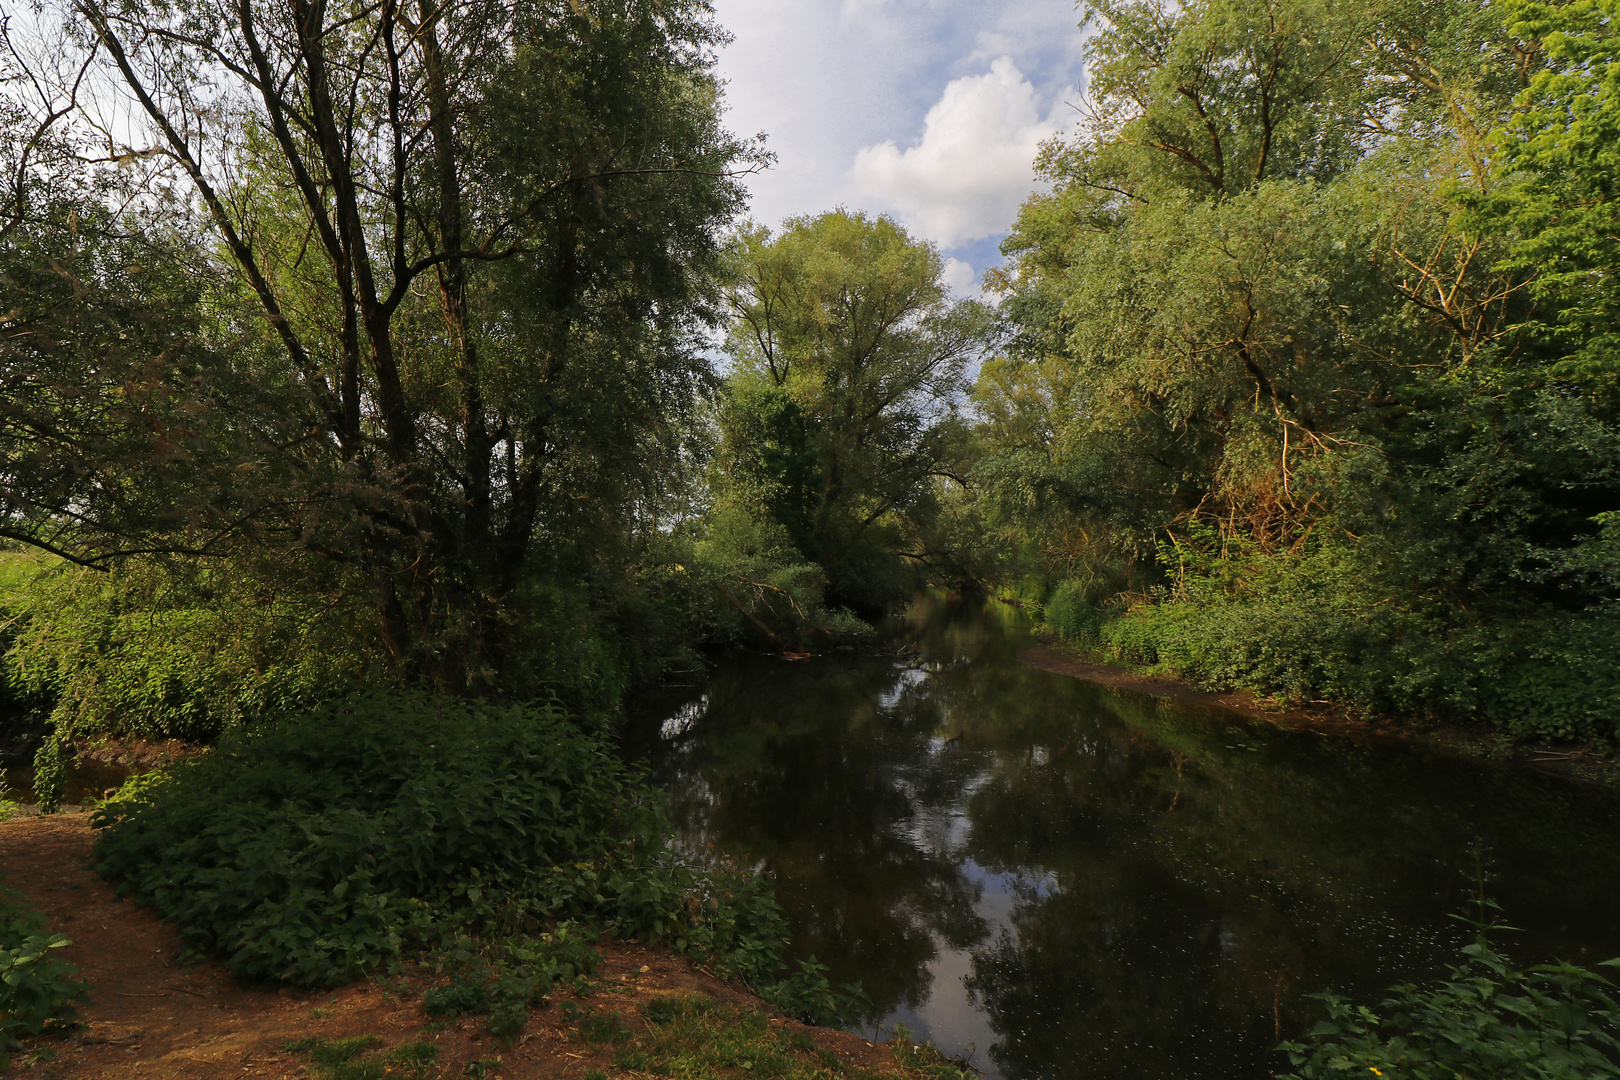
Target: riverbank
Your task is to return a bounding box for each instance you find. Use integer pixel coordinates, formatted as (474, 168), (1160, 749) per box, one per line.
(0, 814), (942, 1079)
(1020, 640), (1619, 786)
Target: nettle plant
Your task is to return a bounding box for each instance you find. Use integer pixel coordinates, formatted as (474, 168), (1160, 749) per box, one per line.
(90, 692), (865, 1027)
(0, 881), (90, 1068)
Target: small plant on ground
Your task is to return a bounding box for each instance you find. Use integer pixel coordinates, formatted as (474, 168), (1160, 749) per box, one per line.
(420, 921), (602, 1040)
(284, 1036), (438, 1080)
(605, 994), (965, 1080)
(762, 954), (871, 1027)
(0, 878), (90, 1070)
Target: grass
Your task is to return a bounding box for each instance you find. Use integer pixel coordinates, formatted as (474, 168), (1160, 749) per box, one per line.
(283, 992), (977, 1080)
(283, 1036), (437, 1080)
(603, 994), (975, 1080)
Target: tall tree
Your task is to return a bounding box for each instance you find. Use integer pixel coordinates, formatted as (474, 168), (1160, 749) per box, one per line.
(977, 0), (1543, 568)
(0, 0), (759, 684)
(1479, 0), (1620, 387)
(717, 211), (989, 610)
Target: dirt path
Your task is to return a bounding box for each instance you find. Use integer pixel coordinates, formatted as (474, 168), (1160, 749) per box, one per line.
(0, 815), (890, 1079)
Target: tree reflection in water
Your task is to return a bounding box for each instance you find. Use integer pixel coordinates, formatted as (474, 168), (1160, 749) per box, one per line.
(619, 594), (1620, 1080)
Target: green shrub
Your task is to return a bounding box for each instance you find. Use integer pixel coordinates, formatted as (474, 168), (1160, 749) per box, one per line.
(8, 557), (379, 749)
(88, 690), (866, 1028)
(0, 880), (90, 1069)
(91, 692), (666, 986)
(760, 955), (870, 1027)
(1080, 532), (1620, 743)
(1043, 580), (1106, 643)
(1278, 937), (1620, 1079)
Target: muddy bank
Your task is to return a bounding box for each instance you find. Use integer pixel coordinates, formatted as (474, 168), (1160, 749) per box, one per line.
(1019, 641), (1617, 784)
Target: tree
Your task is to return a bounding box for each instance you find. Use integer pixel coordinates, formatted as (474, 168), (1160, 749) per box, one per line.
(0, 0), (759, 686)
(1478, 0), (1620, 386)
(977, 0), (1545, 568)
(967, 0), (1620, 737)
(715, 211), (989, 612)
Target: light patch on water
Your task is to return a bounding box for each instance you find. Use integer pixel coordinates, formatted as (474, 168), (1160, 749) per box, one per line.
(878, 666), (929, 710)
(660, 694), (708, 740)
(875, 943), (1001, 1072)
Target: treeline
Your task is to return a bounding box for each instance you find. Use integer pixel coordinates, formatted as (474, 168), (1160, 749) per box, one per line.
(2, 0), (1618, 783)
(966, 0), (1620, 743)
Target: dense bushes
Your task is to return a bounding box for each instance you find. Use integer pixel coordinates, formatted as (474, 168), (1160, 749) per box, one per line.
(1043, 525), (1620, 743)
(2, 548), (709, 810)
(966, 0), (1620, 745)
(93, 693), (657, 985)
(89, 692), (858, 1023)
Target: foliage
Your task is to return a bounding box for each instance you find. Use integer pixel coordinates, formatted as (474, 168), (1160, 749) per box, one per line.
(90, 693), (674, 985)
(0, 880), (89, 1070)
(8, 556), (380, 811)
(2, 0), (754, 687)
(972, 0), (1620, 738)
(1475, 0), (1620, 384)
(88, 690), (867, 1033)
(421, 922), (600, 1040)
(1042, 580), (1107, 644)
(711, 210), (990, 621)
(1278, 937), (1620, 1078)
(608, 993), (965, 1079)
(3, 551), (687, 813)
(284, 1036), (437, 1080)
(1046, 521), (1620, 742)
(759, 955), (871, 1028)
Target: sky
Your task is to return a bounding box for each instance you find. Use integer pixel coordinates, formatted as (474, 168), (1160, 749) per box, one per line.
(709, 0), (1090, 295)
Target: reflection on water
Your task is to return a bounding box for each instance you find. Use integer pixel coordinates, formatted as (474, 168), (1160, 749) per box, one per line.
(619, 594), (1620, 1079)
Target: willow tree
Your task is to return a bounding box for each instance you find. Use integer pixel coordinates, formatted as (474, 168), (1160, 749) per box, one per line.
(974, 0), (1620, 735)
(977, 0), (1545, 571)
(2, 0), (758, 685)
(713, 211), (990, 614)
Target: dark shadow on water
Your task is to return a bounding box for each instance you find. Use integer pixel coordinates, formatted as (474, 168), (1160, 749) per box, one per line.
(619, 592), (1620, 1080)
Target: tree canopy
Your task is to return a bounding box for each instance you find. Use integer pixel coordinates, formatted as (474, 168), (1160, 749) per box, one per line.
(2, 0), (760, 688)
(712, 210), (989, 616)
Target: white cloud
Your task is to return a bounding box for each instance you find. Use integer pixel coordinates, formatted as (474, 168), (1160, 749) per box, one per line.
(710, 2), (1084, 254)
(941, 258), (979, 298)
(848, 57), (1062, 249)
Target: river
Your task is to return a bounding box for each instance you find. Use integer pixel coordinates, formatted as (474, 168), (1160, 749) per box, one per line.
(619, 592), (1620, 1080)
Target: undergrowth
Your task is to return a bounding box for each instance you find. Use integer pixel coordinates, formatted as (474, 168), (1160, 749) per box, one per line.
(90, 691), (863, 1027)
(284, 1036), (437, 1080)
(604, 994), (974, 1079)
(1042, 527), (1620, 744)
(1277, 901), (1620, 1079)
(0, 877), (89, 1070)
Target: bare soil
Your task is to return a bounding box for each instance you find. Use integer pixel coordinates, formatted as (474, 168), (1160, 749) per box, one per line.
(0, 814), (892, 1079)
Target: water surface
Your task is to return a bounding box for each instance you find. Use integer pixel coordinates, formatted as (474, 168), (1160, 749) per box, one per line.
(620, 594), (1620, 1080)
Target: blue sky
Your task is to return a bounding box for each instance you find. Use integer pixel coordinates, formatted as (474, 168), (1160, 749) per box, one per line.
(710, 1), (1090, 294)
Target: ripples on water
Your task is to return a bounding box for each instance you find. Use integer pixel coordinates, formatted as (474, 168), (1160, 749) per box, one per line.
(620, 592), (1620, 1080)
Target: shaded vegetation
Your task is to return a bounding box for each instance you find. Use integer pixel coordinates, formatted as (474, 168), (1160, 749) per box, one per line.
(970, 0), (1620, 743)
(88, 692), (862, 1032)
(1280, 935), (1620, 1079)
(0, 877), (88, 1069)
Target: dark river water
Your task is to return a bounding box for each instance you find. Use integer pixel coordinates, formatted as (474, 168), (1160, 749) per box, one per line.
(619, 592), (1620, 1080)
